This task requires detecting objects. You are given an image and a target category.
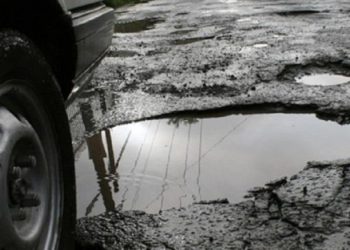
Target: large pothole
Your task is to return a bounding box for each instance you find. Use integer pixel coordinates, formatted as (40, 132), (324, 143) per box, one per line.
(75, 111), (350, 218)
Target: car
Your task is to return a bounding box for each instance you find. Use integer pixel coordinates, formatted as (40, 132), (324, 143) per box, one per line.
(0, 0), (114, 249)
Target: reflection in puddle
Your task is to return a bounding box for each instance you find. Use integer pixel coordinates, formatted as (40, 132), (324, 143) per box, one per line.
(296, 74), (350, 86)
(253, 43), (268, 48)
(114, 17), (163, 33)
(75, 107), (350, 218)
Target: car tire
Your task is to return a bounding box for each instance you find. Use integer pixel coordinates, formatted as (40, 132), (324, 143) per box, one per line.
(0, 30), (76, 250)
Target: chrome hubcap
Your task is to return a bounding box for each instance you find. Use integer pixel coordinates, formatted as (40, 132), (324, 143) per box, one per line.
(0, 106), (51, 249)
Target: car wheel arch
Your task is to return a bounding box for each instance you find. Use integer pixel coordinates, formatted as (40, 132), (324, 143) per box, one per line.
(0, 0), (77, 98)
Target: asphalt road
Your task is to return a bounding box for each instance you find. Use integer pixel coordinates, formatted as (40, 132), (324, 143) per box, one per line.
(72, 0), (350, 249)
(69, 0), (350, 134)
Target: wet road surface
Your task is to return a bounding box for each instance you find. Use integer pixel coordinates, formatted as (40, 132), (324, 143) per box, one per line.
(69, 0), (350, 249)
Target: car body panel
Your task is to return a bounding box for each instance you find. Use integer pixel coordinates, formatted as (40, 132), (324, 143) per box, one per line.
(64, 4), (114, 103)
(63, 0), (102, 10)
(72, 5), (114, 76)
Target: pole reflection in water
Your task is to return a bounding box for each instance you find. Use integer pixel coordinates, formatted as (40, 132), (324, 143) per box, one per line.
(75, 107), (350, 218)
(77, 90), (120, 217)
(86, 133), (115, 214)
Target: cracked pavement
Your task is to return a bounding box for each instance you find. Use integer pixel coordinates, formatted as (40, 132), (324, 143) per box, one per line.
(69, 0), (350, 130)
(71, 0), (350, 249)
(76, 159), (350, 249)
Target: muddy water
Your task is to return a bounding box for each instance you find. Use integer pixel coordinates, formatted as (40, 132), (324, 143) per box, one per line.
(75, 112), (350, 218)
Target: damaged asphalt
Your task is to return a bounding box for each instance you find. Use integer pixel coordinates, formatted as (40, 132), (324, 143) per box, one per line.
(69, 0), (350, 248)
(76, 159), (350, 249)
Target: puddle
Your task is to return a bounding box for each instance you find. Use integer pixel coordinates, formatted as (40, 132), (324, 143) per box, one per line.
(170, 36), (215, 45)
(114, 18), (163, 33)
(253, 43), (269, 48)
(296, 73), (350, 86)
(75, 112), (350, 218)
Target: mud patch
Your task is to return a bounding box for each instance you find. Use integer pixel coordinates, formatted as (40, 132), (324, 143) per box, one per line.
(114, 18), (164, 33)
(75, 111), (350, 218)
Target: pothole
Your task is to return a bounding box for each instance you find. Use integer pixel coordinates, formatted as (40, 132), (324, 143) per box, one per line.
(114, 17), (164, 33)
(278, 63), (350, 84)
(295, 73), (350, 86)
(75, 111), (350, 217)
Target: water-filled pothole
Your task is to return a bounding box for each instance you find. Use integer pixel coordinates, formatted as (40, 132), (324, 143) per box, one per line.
(296, 73), (350, 86)
(114, 17), (163, 33)
(75, 112), (350, 217)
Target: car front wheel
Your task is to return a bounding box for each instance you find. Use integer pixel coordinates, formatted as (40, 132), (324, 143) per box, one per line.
(0, 30), (76, 250)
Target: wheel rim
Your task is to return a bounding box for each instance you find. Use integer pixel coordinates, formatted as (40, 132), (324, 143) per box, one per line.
(0, 81), (61, 250)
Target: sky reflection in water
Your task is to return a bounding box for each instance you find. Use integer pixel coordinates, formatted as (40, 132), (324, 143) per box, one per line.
(75, 109), (350, 218)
